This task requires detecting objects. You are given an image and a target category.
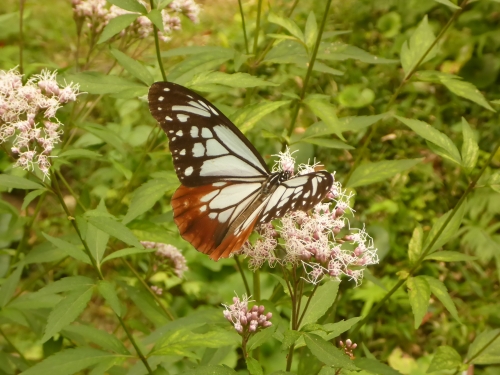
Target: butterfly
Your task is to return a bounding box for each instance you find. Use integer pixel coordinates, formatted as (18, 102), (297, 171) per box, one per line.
(148, 82), (334, 260)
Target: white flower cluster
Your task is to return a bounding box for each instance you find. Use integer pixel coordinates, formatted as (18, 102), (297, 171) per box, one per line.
(0, 68), (79, 179)
(72, 0), (200, 42)
(240, 149), (378, 285)
(141, 241), (188, 278)
(222, 294), (272, 334)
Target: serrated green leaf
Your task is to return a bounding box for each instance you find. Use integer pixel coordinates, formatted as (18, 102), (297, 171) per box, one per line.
(64, 72), (144, 95)
(247, 325), (277, 352)
(58, 149), (102, 160)
(169, 52), (233, 85)
(407, 276), (430, 329)
(246, 357), (263, 375)
(107, 0), (147, 13)
(268, 11), (304, 42)
(304, 11), (318, 52)
(109, 48), (153, 85)
(427, 346), (462, 372)
(433, 0), (461, 9)
(97, 280), (122, 317)
(42, 233), (92, 264)
(323, 317), (362, 340)
(467, 329), (500, 365)
(423, 203), (466, 253)
(281, 330), (302, 350)
(299, 280), (339, 329)
(19, 347), (122, 375)
(81, 123), (125, 151)
(319, 42), (397, 64)
(41, 286), (94, 343)
(97, 14), (139, 44)
(120, 282), (169, 326)
(186, 71), (279, 89)
(146, 8), (164, 31)
(63, 324), (129, 354)
(400, 16), (437, 75)
(395, 116), (461, 165)
(440, 75), (494, 111)
(347, 159), (422, 188)
(32, 276), (95, 297)
(299, 137), (353, 150)
(87, 215), (142, 248)
(85, 222), (109, 263)
(424, 251), (476, 262)
(122, 179), (177, 225)
(422, 276), (461, 324)
(102, 247), (155, 263)
(303, 98), (343, 139)
(460, 118), (479, 171)
(408, 225), (423, 265)
(21, 189), (46, 210)
(0, 174), (44, 190)
(304, 334), (357, 369)
(0, 265), (23, 308)
(230, 100), (291, 134)
(354, 357), (403, 375)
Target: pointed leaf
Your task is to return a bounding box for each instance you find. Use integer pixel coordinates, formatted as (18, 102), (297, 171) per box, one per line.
(0, 265), (23, 307)
(63, 325), (129, 354)
(347, 159), (422, 188)
(268, 11), (304, 42)
(98, 14), (140, 44)
(400, 16), (437, 74)
(299, 137), (353, 150)
(440, 75), (494, 111)
(303, 98), (343, 139)
(63, 72), (145, 95)
(427, 346), (462, 372)
(186, 71), (279, 89)
(85, 223), (109, 263)
(304, 12), (318, 52)
(423, 203), (466, 252)
(408, 225), (423, 265)
(109, 48), (153, 85)
(300, 280), (339, 329)
(407, 276), (430, 329)
(246, 357), (263, 375)
(323, 317), (362, 340)
(230, 100), (291, 134)
(461, 117), (479, 171)
(433, 0), (461, 9)
(41, 286), (94, 343)
(87, 216), (142, 248)
(304, 334), (357, 369)
(354, 358), (403, 375)
(32, 276), (95, 296)
(467, 329), (500, 365)
(97, 280), (122, 317)
(107, 0), (147, 13)
(42, 233), (92, 264)
(102, 247), (155, 263)
(22, 189), (46, 210)
(247, 324), (277, 352)
(422, 276), (461, 324)
(424, 251), (476, 262)
(395, 116), (461, 165)
(0, 174), (44, 190)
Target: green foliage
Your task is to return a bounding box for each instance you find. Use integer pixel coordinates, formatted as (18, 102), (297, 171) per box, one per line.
(1, 0), (499, 374)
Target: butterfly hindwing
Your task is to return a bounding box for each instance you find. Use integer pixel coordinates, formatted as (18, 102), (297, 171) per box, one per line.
(148, 82), (269, 187)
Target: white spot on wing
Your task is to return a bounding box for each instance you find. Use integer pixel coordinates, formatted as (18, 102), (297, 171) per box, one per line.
(193, 143), (205, 157)
(176, 130), (183, 136)
(180, 149), (186, 155)
(199, 205), (207, 212)
(159, 96), (164, 101)
(165, 116), (173, 121)
(185, 167), (193, 176)
(201, 128), (212, 138)
(177, 114), (189, 122)
(200, 190), (219, 202)
(213, 182), (227, 187)
(190, 126), (199, 138)
(218, 208), (234, 223)
(163, 87), (170, 92)
(209, 213), (217, 219)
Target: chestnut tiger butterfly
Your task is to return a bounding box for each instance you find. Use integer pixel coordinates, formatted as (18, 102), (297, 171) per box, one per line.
(148, 82), (333, 260)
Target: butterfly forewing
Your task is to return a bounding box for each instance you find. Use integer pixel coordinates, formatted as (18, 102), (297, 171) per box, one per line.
(148, 82), (269, 187)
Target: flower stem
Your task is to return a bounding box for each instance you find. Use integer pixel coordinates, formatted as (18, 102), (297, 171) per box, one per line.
(18, 0), (25, 74)
(150, 0), (167, 81)
(238, 0), (249, 55)
(235, 256), (251, 296)
(252, 0), (263, 56)
(342, 0), (470, 187)
(351, 139), (500, 335)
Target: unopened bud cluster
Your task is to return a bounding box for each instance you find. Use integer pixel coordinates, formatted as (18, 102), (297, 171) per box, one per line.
(223, 295), (272, 334)
(141, 241), (188, 278)
(0, 68), (79, 179)
(339, 339), (357, 360)
(240, 148), (378, 285)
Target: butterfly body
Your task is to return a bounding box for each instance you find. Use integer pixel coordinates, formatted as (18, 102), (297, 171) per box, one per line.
(148, 82), (333, 260)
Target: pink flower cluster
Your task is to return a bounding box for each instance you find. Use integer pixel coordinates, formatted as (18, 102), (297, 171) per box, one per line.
(142, 241), (188, 278)
(240, 149), (378, 285)
(222, 294), (272, 334)
(72, 0), (200, 42)
(0, 68), (79, 179)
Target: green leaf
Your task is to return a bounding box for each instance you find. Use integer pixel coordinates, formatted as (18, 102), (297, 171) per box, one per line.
(162, 45), (234, 57)
(427, 346), (462, 372)
(347, 159), (422, 188)
(0, 265), (23, 307)
(400, 16), (437, 75)
(394, 116), (461, 165)
(169, 51), (234, 84)
(85, 222), (109, 263)
(422, 276), (461, 324)
(146, 9), (164, 31)
(408, 225), (423, 265)
(338, 84), (375, 109)
(300, 280), (339, 329)
(109, 48), (153, 85)
(0, 174), (44, 190)
(18, 347), (121, 375)
(467, 329), (500, 365)
(87, 215), (143, 248)
(488, 171), (500, 193)
(246, 357), (263, 375)
(461, 118), (479, 171)
(58, 149), (102, 160)
(97, 281), (122, 317)
(230, 100), (291, 134)
(81, 123), (125, 151)
(299, 137), (353, 150)
(122, 178), (177, 224)
(41, 286), (94, 343)
(42, 233), (92, 264)
(22, 189), (46, 210)
(268, 11), (304, 42)
(63, 72), (144, 95)
(303, 97), (343, 139)
(424, 251), (476, 262)
(354, 357), (403, 375)
(63, 325), (129, 354)
(247, 325), (277, 352)
(338, 114), (386, 132)
(433, 0), (461, 9)
(304, 334), (357, 369)
(186, 71), (279, 89)
(102, 247), (155, 263)
(107, 0), (147, 13)
(180, 365), (238, 375)
(32, 276), (95, 296)
(97, 14), (139, 44)
(304, 11), (318, 52)
(440, 75), (495, 112)
(319, 42), (397, 64)
(423, 203), (466, 253)
(407, 276), (431, 329)
(121, 282), (169, 326)
(322, 317), (362, 340)
(281, 330), (302, 350)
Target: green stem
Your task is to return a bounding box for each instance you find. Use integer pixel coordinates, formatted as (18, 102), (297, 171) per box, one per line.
(284, 0), (333, 143)
(342, 0), (469, 186)
(234, 256), (251, 296)
(0, 327), (30, 364)
(56, 170), (87, 212)
(454, 331), (500, 374)
(238, 0), (249, 55)
(252, 0), (263, 56)
(18, 0), (25, 74)
(351, 140), (500, 335)
(150, 0), (167, 81)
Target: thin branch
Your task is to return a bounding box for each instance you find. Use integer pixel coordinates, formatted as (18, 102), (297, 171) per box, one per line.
(150, 0), (166, 81)
(238, 0), (249, 55)
(234, 256), (251, 296)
